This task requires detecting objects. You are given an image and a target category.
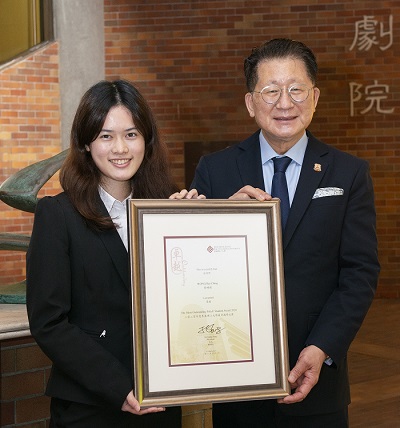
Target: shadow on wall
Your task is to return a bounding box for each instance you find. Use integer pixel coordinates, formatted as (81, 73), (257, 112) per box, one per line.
(0, 150), (68, 303)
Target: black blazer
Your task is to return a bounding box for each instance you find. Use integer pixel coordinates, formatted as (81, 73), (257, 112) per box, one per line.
(191, 130), (380, 415)
(26, 193), (133, 408)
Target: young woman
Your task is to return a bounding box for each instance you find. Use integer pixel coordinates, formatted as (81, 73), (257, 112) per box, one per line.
(27, 80), (196, 427)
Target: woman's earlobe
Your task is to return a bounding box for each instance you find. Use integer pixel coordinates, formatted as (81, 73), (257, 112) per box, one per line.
(85, 145), (90, 152)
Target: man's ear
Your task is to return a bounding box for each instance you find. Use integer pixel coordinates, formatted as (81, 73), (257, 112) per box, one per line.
(245, 92), (255, 118)
(312, 87), (320, 111)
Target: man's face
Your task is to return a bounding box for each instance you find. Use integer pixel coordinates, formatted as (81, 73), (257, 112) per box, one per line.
(245, 57), (320, 153)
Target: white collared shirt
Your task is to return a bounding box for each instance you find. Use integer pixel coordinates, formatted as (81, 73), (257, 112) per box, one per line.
(260, 131), (308, 205)
(98, 186), (130, 251)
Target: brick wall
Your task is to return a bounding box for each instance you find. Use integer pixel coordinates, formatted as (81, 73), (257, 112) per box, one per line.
(0, 42), (62, 288)
(104, 0), (400, 298)
(0, 337), (51, 427)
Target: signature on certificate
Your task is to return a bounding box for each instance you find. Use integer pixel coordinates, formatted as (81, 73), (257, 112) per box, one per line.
(198, 324), (225, 335)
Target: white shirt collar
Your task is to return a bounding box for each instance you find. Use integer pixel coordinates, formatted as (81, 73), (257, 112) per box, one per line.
(98, 186), (131, 251)
(98, 186), (131, 213)
(98, 186), (115, 213)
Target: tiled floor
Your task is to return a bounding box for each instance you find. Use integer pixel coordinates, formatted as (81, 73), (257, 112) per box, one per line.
(348, 298), (400, 427)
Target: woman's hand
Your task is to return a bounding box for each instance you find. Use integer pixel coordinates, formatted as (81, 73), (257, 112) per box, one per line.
(169, 188), (206, 199)
(121, 390), (166, 415)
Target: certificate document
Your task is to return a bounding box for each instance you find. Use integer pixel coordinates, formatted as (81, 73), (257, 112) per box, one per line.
(129, 201), (290, 406)
(164, 235), (253, 366)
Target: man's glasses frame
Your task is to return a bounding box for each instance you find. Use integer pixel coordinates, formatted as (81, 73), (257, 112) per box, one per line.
(252, 83), (314, 104)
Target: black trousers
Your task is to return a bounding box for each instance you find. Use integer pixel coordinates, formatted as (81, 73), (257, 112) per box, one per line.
(50, 397), (182, 428)
(212, 400), (348, 428)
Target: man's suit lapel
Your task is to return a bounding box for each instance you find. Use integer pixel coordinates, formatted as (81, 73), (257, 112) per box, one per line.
(283, 133), (329, 249)
(236, 132), (265, 189)
(97, 200), (130, 290)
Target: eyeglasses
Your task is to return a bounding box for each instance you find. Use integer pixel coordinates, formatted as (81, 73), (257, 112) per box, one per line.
(252, 83), (313, 104)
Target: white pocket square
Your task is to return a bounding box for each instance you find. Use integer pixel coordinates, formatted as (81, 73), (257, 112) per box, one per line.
(312, 187), (344, 199)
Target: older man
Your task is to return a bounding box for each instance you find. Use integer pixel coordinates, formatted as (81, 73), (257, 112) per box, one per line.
(190, 38), (379, 428)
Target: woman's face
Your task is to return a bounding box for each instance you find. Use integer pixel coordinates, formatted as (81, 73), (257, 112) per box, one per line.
(86, 105), (145, 200)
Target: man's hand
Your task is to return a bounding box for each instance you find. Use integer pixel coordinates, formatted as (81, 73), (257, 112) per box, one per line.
(121, 390), (166, 415)
(278, 345), (327, 404)
(169, 189), (206, 199)
(228, 185), (272, 201)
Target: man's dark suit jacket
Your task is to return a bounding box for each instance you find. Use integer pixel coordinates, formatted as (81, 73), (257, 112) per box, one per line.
(191, 130), (380, 416)
(26, 193), (133, 408)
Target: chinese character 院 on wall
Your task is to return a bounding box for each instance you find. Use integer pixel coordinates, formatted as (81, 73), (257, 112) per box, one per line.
(349, 80), (394, 117)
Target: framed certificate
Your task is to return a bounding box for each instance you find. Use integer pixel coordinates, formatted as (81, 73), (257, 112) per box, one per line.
(128, 199), (290, 407)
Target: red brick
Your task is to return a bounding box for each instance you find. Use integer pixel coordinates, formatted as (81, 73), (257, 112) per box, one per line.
(1, 371), (46, 400)
(0, 348), (16, 374)
(0, 400), (15, 426)
(16, 344), (51, 372)
(15, 394), (51, 425)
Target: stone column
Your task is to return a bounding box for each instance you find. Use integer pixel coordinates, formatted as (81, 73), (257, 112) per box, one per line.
(53, 0), (105, 149)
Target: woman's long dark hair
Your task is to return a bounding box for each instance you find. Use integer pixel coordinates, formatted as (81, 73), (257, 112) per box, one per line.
(60, 80), (178, 230)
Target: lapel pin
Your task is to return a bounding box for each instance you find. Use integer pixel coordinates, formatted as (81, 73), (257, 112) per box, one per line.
(314, 163), (322, 172)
